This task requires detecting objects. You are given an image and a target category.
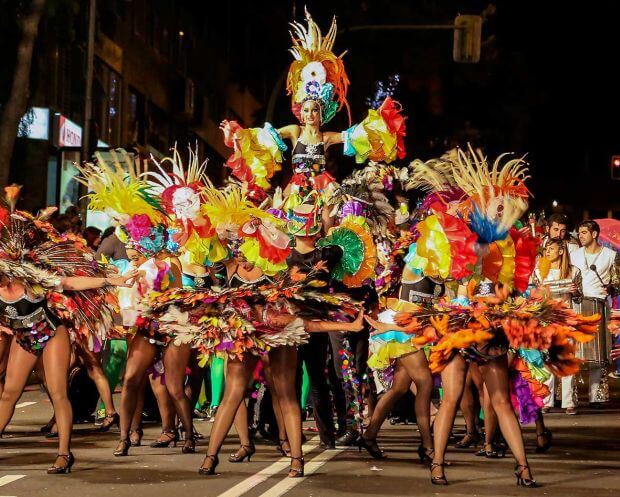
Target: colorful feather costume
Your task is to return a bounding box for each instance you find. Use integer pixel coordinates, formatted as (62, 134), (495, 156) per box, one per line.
(0, 186), (117, 352)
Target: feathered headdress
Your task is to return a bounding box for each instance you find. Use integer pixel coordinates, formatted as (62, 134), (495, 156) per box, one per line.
(201, 182), (291, 275)
(76, 150), (174, 257)
(287, 8), (350, 124)
(408, 146), (530, 243)
(450, 146), (530, 243)
(146, 145), (209, 222)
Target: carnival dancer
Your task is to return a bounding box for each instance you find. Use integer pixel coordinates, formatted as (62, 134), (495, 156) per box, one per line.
(0, 187), (136, 474)
(77, 153), (200, 456)
(384, 147), (599, 487)
(220, 9), (406, 219)
(362, 257), (443, 461)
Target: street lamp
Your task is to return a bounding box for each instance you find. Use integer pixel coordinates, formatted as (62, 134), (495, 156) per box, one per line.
(552, 200), (558, 208)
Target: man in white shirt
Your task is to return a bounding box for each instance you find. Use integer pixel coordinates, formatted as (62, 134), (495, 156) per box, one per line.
(570, 220), (620, 407)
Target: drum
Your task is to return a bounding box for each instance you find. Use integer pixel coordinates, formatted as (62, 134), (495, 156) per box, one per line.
(575, 298), (610, 365)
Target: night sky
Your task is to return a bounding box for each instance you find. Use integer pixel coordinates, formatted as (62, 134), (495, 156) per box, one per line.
(210, 0), (620, 218)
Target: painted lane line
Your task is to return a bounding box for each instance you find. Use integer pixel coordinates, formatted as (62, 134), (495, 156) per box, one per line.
(0, 475), (26, 487)
(15, 402), (36, 409)
(215, 439), (320, 497)
(255, 447), (344, 497)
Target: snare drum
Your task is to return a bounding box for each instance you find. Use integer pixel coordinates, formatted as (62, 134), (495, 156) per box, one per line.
(575, 297), (610, 365)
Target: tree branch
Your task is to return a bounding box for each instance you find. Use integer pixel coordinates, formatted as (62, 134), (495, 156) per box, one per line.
(0, 0), (47, 188)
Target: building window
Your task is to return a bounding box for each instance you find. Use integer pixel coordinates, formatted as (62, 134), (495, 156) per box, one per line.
(147, 103), (170, 154)
(94, 58), (122, 146)
(128, 87), (146, 145)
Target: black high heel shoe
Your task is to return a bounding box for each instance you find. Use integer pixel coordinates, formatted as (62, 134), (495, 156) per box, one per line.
(430, 462), (448, 485)
(97, 412), (120, 432)
(40, 417), (56, 434)
(229, 444), (256, 462)
(150, 430), (178, 448)
(277, 438), (292, 457)
(182, 437), (196, 454)
(416, 445), (433, 464)
(494, 441), (508, 458)
(515, 464), (537, 487)
(288, 456), (305, 478)
(47, 453), (75, 474)
(475, 442), (499, 458)
(356, 437), (386, 460)
(114, 439), (131, 457)
(129, 428), (143, 447)
(535, 429), (552, 454)
(455, 431), (480, 448)
(198, 454), (219, 475)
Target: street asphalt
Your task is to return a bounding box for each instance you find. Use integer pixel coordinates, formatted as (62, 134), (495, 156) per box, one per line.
(1, 379), (619, 497)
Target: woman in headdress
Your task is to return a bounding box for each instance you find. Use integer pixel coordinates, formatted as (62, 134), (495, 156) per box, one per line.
(220, 9), (406, 218)
(0, 186), (136, 474)
(391, 148), (594, 487)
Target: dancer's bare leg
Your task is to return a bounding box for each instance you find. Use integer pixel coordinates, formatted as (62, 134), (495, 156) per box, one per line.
(431, 355), (468, 481)
(263, 355), (289, 453)
(399, 351), (434, 451)
(363, 362), (411, 441)
(163, 343), (194, 450)
(200, 357), (258, 472)
(269, 346), (304, 477)
(77, 346), (117, 426)
(458, 367), (478, 445)
(117, 335), (155, 450)
(41, 327), (73, 469)
(0, 342), (38, 434)
(150, 374), (176, 443)
(480, 357), (533, 481)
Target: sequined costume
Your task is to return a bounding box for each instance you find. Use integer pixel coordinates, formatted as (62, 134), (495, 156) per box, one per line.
(0, 293), (62, 354)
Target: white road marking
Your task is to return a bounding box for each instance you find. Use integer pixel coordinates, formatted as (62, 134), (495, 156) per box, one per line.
(215, 439), (321, 497)
(15, 402), (36, 409)
(255, 447), (344, 497)
(0, 475), (26, 487)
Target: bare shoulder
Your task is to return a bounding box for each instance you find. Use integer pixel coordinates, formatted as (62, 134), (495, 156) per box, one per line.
(278, 124), (301, 141)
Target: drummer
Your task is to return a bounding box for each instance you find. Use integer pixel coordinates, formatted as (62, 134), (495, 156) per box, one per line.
(570, 220), (620, 408)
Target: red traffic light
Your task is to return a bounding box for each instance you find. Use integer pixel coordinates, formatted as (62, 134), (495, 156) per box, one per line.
(611, 155), (620, 180)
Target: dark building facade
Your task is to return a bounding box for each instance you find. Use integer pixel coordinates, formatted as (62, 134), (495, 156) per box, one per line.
(11, 0), (261, 217)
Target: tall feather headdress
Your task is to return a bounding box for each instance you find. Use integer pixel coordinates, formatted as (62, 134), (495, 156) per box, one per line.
(287, 8), (350, 124)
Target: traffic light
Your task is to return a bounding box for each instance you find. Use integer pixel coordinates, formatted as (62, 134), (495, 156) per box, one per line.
(611, 155), (620, 180)
(453, 15), (482, 63)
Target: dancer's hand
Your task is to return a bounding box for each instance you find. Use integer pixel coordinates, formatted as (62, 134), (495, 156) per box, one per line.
(344, 310), (365, 332)
(611, 346), (620, 361)
(364, 315), (393, 334)
(219, 120), (234, 146)
(107, 270), (140, 288)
